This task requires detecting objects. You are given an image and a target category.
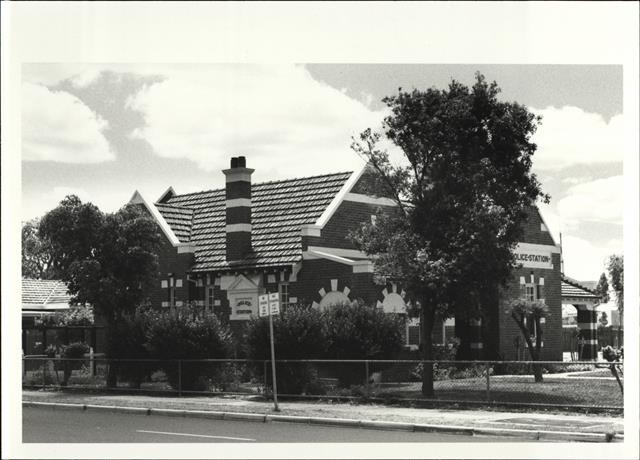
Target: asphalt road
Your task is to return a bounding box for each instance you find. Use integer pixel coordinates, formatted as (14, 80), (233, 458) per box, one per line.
(23, 407), (523, 443)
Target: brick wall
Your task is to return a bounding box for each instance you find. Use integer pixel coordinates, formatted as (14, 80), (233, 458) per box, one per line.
(497, 252), (562, 360)
(303, 200), (381, 251)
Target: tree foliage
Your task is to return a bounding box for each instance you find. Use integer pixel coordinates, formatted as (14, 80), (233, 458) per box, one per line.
(39, 305), (95, 327)
(606, 255), (623, 314)
(595, 272), (610, 304)
(38, 196), (162, 322)
(22, 218), (58, 279)
(350, 73), (547, 395)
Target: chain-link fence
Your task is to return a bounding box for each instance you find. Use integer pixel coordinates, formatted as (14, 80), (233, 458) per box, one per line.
(22, 357), (623, 410)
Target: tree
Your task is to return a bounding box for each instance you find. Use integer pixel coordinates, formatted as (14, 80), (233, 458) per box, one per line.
(599, 311), (609, 328)
(38, 195), (162, 386)
(606, 255), (623, 344)
(350, 73), (547, 396)
(22, 219), (59, 279)
(595, 272), (610, 304)
(505, 298), (549, 382)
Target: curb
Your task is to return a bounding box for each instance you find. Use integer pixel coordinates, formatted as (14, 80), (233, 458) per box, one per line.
(23, 400), (621, 442)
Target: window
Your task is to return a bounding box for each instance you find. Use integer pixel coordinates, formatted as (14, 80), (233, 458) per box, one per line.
(206, 286), (215, 311)
(168, 277), (175, 307)
(278, 282), (289, 308)
(525, 285), (535, 302)
(519, 276), (545, 347)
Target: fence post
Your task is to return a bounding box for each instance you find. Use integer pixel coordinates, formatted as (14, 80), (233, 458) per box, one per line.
(263, 360), (268, 395)
(178, 360), (182, 397)
(42, 357), (46, 389)
(89, 347), (95, 377)
(365, 360), (370, 397)
(485, 361), (491, 402)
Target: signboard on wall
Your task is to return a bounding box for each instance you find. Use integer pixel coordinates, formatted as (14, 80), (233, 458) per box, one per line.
(513, 243), (554, 269)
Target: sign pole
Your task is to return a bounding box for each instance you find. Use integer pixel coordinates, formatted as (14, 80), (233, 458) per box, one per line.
(260, 292), (280, 412)
(268, 308), (279, 412)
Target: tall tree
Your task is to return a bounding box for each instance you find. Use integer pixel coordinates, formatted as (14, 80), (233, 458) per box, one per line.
(22, 219), (58, 279)
(350, 73), (547, 396)
(595, 272), (610, 304)
(606, 255), (623, 344)
(39, 195), (162, 386)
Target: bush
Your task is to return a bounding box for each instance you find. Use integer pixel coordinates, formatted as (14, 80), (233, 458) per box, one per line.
(324, 300), (406, 386)
(144, 308), (234, 391)
(60, 342), (89, 385)
(244, 304), (327, 394)
(109, 308), (155, 388)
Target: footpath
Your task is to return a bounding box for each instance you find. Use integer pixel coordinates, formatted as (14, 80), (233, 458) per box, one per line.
(23, 390), (624, 442)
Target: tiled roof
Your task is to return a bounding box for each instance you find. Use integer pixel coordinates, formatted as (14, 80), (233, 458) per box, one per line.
(561, 275), (600, 299)
(158, 172), (352, 271)
(22, 278), (72, 306)
(154, 203), (193, 243)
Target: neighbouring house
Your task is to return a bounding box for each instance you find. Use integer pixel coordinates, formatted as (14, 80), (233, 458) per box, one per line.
(561, 276), (622, 356)
(22, 278), (72, 328)
(129, 156), (564, 360)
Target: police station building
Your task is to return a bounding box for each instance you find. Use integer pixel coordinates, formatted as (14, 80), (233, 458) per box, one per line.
(130, 156), (567, 361)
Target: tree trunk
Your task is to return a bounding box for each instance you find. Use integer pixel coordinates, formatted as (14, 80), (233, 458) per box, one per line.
(105, 317), (118, 388)
(421, 303), (435, 397)
(512, 312), (543, 382)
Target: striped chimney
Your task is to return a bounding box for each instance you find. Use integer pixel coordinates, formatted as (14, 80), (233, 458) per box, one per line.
(223, 156), (254, 261)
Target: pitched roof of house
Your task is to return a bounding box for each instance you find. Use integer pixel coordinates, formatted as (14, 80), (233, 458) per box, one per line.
(155, 171), (353, 271)
(22, 278), (72, 308)
(561, 275), (600, 300)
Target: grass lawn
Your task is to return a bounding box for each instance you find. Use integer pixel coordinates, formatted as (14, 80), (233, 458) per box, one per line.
(369, 376), (623, 408)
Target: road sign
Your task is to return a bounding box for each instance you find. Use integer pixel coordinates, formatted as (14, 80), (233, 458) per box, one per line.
(259, 294), (269, 317)
(268, 292), (280, 315)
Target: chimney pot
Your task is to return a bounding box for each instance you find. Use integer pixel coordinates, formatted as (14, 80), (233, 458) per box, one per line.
(237, 156), (246, 168)
(230, 157), (239, 168)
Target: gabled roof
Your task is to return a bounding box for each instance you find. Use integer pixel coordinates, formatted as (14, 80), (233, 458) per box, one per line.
(154, 203), (193, 243)
(561, 275), (600, 300)
(22, 278), (72, 309)
(156, 171), (353, 271)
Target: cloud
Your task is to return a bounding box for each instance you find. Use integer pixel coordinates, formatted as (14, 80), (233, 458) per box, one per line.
(561, 234), (622, 281)
(22, 186), (92, 221)
(22, 82), (114, 163)
(557, 175), (623, 226)
(127, 65), (389, 178)
(531, 106), (623, 171)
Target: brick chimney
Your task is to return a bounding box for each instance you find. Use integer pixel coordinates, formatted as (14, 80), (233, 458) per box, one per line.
(223, 156), (254, 261)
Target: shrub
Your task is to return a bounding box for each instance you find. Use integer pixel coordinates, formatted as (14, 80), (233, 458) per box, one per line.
(244, 304), (327, 394)
(109, 308), (155, 388)
(144, 308), (234, 391)
(60, 342), (89, 385)
(324, 300), (406, 386)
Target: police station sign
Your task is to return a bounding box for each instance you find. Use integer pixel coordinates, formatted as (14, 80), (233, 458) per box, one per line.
(513, 243), (555, 269)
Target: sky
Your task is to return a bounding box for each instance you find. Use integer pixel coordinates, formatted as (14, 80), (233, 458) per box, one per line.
(21, 63), (623, 281)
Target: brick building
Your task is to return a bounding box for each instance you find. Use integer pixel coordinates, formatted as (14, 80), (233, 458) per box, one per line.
(129, 156), (564, 360)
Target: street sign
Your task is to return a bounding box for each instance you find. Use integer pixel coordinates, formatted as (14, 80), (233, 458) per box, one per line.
(268, 292), (280, 315)
(259, 294), (269, 317)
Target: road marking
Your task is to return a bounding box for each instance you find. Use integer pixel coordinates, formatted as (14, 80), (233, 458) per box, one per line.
(136, 430), (256, 441)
